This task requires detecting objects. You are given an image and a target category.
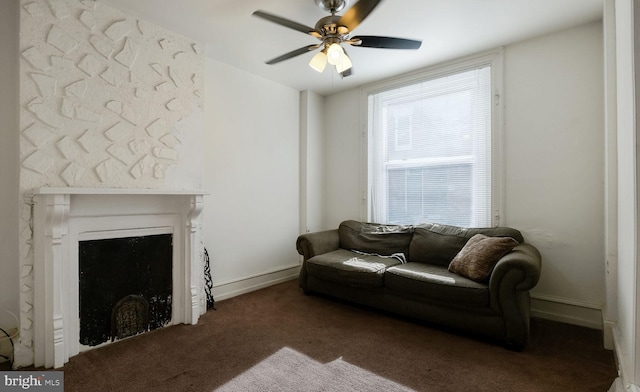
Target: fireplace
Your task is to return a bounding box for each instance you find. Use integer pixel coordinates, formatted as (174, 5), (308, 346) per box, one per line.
(30, 188), (206, 368)
(78, 233), (173, 347)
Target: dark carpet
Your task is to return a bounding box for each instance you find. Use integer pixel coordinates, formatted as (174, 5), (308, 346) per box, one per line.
(53, 279), (616, 391)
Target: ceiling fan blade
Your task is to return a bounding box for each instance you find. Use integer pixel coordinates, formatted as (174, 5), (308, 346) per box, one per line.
(352, 36), (422, 49)
(265, 45), (320, 65)
(338, 0), (382, 31)
(253, 10), (320, 37)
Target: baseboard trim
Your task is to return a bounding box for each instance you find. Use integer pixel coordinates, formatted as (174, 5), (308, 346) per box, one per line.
(610, 323), (639, 391)
(212, 264), (301, 302)
(530, 294), (603, 330)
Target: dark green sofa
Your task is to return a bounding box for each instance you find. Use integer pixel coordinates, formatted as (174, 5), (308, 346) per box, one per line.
(296, 220), (542, 349)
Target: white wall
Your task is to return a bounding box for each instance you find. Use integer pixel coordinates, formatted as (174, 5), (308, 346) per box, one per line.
(0, 0), (20, 318)
(322, 21), (606, 328)
(203, 58), (301, 300)
(323, 88), (363, 229)
(503, 21), (605, 327)
(300, 91), (325, 233)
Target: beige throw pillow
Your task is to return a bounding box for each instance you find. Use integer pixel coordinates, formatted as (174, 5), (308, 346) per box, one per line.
(448, 234), (519, 282)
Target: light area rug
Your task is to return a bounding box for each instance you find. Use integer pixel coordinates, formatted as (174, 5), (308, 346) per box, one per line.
(215, 347), (416, 392)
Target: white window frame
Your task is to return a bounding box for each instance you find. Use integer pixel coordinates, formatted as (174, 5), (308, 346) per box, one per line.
(360, 49), (504, 226)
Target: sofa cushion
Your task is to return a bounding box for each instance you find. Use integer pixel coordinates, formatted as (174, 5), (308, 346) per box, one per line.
(385, 263), (489, 307)
(339, 220), (413, 257)
(306, 249), (404, 288)
(448, 234), (520, 282)
(409, 223), (524, 266)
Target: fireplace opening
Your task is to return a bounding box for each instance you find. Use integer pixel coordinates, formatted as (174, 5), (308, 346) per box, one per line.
(78, 233), (173, 347)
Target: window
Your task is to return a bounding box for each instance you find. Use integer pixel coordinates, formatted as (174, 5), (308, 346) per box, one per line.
(366, 53), (501, 227)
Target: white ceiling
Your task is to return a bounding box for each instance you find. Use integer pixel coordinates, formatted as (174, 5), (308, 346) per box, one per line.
(100, 0), (603, 96)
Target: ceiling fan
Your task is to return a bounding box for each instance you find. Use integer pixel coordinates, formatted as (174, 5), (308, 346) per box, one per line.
(252, 0), (422, 77)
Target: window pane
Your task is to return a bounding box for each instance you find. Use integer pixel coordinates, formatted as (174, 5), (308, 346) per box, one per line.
(368, 65), (492, 227)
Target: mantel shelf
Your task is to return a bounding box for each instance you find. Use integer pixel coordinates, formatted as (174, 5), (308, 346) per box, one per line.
(31, 187), (209, 196)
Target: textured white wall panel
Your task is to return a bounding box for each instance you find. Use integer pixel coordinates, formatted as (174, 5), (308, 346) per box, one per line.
(16, 0), (205, 366)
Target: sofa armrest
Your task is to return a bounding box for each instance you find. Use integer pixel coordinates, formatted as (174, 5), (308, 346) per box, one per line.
(488, 243), (541, 347)
(489, 243), (541, 293)
(296, 229), (340, 261)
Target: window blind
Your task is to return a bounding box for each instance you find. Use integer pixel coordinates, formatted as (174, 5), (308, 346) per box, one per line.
(367, 66), (492, 227)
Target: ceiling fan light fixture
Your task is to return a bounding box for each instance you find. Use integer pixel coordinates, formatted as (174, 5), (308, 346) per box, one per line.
(327, 43), (344, 65)
(335, 53), (353, 73)
(309, 50), (327, 72)
(253, 0), (423, 79)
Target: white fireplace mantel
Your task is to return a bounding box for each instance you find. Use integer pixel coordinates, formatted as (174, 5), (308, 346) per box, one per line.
(30, 188), (207, 368)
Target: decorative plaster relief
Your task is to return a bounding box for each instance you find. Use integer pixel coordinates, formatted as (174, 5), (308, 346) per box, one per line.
(154, 163), (167, 179)
(122, 105), (146, 126)
(192, 43), (202, 55)
(129, 139), (150, 154)
(23, 2), (44, 16)
(79, 10), (96, 30)
(47, 25), (78, 54)
(104, 122), (133, 141)
(61, 98), (74, 118)
(31, 73), (57, 97)
(65, 80), (87, 98)
(23, 150), (55, 174)
(56, 135), (84, 160)
(80, 0), (96, 10)
(104, 19), (131, 41)
(135, 88), (149, 99)
(192, 73), (202, 87)
(152, 146), (178, 161)
(60, 162), (85, 186)
(166, 98), (183, 111)
(106, 100), (123, 114)
(107, 144), (136, 165)
(100, 67), (125, 86)
(89, 35), (114, 59)
(27, 98), (63, 128)
(75, 105), (102, 122)
(114, 37), (140, 68)
(145, 118), (167, 138)
(77, 54), (101, 76)
(95, 158), (124, 182)
(47, 0), (70, 19)
(137, 19), (150, 35)
(22, 47), (50, 71)
(129, 154), (154, 179)
(23, 123), (54, 148)
(150, 63), (163, 75)
(77, 129), (107, 153)
(158, 38), (173, 50)
(160, 134), (179, 148)
(50, 55), (74, 70)
(155, 81), (172, 92)
(168, 66), (186, 87)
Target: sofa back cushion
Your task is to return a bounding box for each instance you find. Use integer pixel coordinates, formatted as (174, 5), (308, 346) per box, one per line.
(409, 223), (523, 266)
(339, 220), (413, 257)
